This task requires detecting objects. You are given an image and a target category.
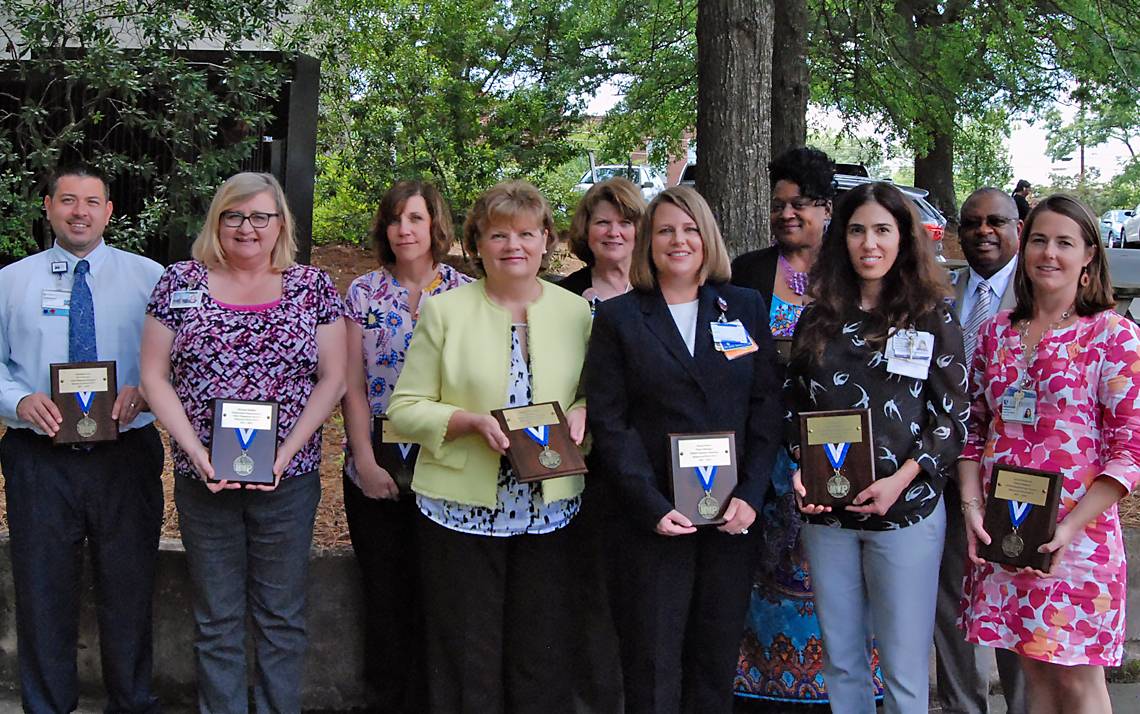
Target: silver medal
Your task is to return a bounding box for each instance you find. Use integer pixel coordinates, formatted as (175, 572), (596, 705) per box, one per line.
(538, 447), (562, 470)
(233, 453), (256, 478)
(76, 416), (98, 439)
(827, 472), (851, 499)
(1001, 532), (1025, 558)
(697, 493), (721, 519)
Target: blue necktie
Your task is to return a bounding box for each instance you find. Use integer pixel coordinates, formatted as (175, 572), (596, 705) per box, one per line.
(68, 259), (97, 362)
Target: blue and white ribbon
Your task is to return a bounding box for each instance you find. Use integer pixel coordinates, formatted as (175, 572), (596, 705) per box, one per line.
(824, 442), (851, 471)
(695, 464), (718, 492)
(523, 425), (550, 448)
(1008, 500), (1032, 529)
(235, 427), (257, 452)
(74, 391), (95, 416)
(397, 443), (414, 460)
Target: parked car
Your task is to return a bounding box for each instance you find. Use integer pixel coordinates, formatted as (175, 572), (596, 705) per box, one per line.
(671, 167), (948, 260)
(833, 174), (948, 262)
(574, 165), (665, 201)
(1100, 210), (1132, 248)
(678, 163), (696, 187)
(1123, 204), (1140, 248)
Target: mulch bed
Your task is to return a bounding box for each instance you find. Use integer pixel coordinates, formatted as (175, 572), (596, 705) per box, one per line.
(0, 240), (1136, 548)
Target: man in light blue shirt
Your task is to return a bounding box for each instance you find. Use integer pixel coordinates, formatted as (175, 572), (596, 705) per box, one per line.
(935, 187), (1026, 714)
(0, 164), (165, 713)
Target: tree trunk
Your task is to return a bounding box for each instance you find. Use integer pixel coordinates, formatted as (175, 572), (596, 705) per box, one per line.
(696, 0), (775, 257)
(914, 125), (958, 227)
(769, 0), (808, 156)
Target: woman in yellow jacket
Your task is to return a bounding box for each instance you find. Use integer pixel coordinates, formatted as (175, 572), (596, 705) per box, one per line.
(387, 180), (591, 713)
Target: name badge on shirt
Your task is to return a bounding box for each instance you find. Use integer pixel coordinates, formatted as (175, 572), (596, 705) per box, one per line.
(42, 289), (71, 316)
(50, 261), (69, 275)
(885, 328), (934, 380)
(1000, 386), (1037, 425)
(710, 319), (758, 360)
(169, 290), (204, 309)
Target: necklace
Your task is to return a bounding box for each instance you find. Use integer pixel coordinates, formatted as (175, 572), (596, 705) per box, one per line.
(1015, 306), (1073, 387)
(778, 253), (809, 296)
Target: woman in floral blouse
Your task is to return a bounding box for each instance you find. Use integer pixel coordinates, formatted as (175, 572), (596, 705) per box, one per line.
(140, 172), (345, 712)
(786, 182), (968, 713)
(341, 180), (471, 711)
(958, 195), (1140, 714)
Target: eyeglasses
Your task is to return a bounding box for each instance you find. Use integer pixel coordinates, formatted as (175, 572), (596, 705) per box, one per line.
(771, 197), (828, 213)
(221, 211), (280, 229)
(960, 215), (1017, 231)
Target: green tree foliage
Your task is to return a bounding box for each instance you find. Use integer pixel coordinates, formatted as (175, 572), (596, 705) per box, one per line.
(954, 110), (1014, 204)
(302, 0), (611, 244)
(0, 0), (293, 259)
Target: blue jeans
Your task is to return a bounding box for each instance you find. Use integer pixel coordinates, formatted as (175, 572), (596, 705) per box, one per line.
(175, 472), (320, 714)
(1, 425), (164, 714)
(801, 499), (946, 714)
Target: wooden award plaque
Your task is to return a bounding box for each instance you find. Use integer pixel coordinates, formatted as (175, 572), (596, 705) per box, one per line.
(209, 399), (279, 485)
(372, 415), (418, 495)
(772, 336), (793, 367)
(798, 409), (874, 507)
(669, 432), (739, 526)
(491, 401), (587, 482)
(978, 464), (1062, 571)
(50, 361), (119, 444)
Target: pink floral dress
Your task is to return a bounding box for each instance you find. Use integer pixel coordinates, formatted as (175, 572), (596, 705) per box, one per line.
(959, 309), (1140, 666)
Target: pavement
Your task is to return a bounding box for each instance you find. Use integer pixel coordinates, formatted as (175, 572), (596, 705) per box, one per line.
(0, 684), (1136, 712)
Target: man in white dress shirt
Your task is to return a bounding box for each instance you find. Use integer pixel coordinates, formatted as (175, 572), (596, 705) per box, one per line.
(934, 187), (1026, 714)
(0, 165), (165, 713)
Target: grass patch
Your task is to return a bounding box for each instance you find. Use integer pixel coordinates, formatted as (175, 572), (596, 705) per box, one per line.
(1106, 658), (1140, 683)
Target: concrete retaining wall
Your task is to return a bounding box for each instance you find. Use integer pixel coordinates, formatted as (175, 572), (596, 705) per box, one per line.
(0, 529), (1137, 708)
(0, 537), (373, 710)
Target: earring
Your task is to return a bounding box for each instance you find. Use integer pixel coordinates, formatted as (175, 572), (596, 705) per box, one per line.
(1080, 266), (1090, 288)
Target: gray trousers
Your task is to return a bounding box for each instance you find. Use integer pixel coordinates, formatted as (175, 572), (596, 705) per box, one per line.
(802, 500), (945, 714)
(934, 487), (1026, 714)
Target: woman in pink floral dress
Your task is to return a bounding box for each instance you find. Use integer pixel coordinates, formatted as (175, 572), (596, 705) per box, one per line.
(958, 194), (1140, 714)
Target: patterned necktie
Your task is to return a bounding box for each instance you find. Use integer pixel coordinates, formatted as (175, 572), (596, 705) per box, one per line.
(68, 259), (97, 362)
(963, 279), (991, 366)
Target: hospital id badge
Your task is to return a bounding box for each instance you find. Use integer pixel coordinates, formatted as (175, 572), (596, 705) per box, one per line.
(1000, 387), (1037, 425)
(42, 289), (70, 316)
(170, 290), (205, 309)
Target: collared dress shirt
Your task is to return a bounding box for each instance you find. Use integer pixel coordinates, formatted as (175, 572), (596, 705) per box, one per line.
(0, 240), (163, 433)
(957, 256), (1017, 325)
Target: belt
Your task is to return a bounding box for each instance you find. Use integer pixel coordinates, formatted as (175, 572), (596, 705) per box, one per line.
(9, 426), (143, 451)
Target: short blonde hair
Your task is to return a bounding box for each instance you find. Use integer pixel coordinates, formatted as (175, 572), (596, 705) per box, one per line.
(462, 180), (558, 275)
(630, 186), (731, 291)
(192, 172), (297, 270)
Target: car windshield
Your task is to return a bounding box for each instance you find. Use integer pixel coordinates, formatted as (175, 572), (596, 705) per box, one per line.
(582, 167), (638, 183)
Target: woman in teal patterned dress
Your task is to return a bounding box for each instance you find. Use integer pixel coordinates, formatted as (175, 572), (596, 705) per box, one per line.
(731, 147), (885, 704)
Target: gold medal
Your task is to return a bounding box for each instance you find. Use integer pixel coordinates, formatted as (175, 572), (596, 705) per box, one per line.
(76, 416), (98, 439)
(538, 447), (562, 470)
(233, 453), (256, 478)
(1001, 531), (1024, 558)
(827, 471), (851, 499)
(697, 493), (721, 519)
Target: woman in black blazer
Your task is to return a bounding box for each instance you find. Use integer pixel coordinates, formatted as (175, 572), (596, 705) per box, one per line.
(584, 186), (783, 713)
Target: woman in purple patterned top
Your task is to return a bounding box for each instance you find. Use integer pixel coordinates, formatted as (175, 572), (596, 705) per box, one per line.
(140, 173), (346, 713)
(341, 180), (471, 710)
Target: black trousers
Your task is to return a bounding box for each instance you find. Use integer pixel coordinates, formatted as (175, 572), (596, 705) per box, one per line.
(607, 517), (759, 714)
(343, 474), (426, 713)
(417, 513), (577, 714)
(1, 425), (164, 714)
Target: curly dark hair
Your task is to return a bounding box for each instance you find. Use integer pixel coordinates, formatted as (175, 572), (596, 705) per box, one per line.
(770, 146), (836, 200)
(1009, 194), (1114, 323)
(791, 182), (951, 366)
